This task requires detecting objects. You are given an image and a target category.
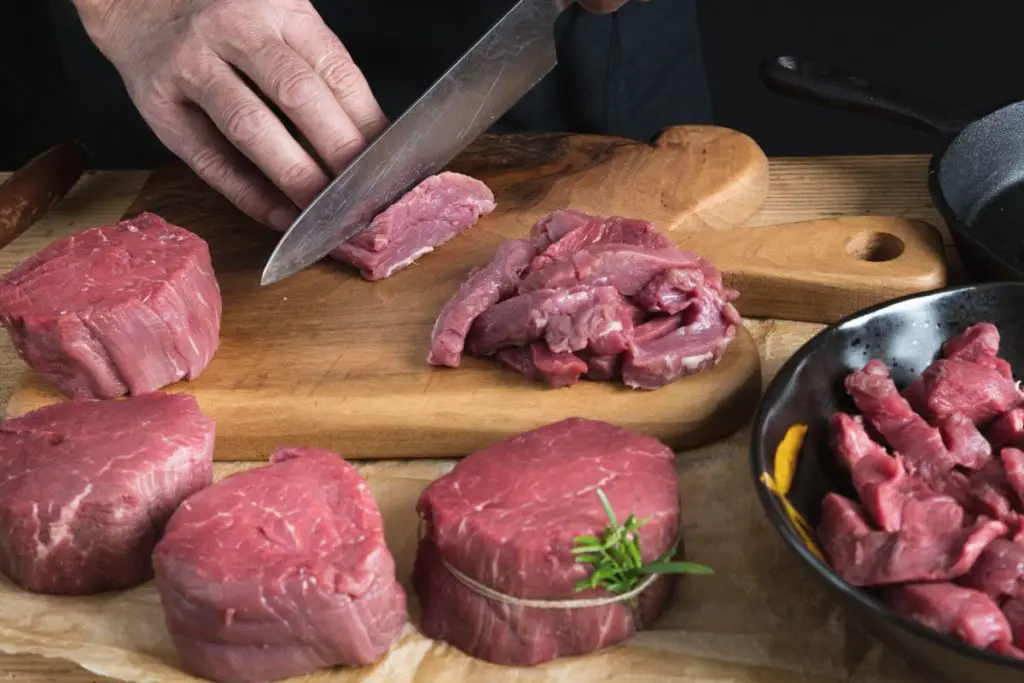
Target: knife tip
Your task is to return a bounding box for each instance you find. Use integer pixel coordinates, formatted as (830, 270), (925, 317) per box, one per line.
(260, 263), (283, 287)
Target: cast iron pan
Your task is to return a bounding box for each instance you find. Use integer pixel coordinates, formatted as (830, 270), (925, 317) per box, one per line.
(750, 282), (1024, 682)
(759, 56), (1024, 282)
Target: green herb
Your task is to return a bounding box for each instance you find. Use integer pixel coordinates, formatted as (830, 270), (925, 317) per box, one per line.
(572, 488), (714, 596)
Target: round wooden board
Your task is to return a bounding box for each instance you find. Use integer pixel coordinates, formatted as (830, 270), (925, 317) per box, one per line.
(5, 125), (768, 459)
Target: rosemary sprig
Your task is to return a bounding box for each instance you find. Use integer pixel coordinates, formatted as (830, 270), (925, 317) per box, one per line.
(572, 488), (713, 596)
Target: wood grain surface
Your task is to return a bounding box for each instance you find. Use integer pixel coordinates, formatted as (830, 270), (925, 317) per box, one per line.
(5, 126), (771, 460)
(0, 152), (945, 682)
(690, 215), (947, 323)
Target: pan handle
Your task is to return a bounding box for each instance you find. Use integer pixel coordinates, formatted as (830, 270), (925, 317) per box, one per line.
(759, 56), (973, 140)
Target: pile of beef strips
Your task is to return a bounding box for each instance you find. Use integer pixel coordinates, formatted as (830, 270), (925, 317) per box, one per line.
(820, 323), (1024, 657)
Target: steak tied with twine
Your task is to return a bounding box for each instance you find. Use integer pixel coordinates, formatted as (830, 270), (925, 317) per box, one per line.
(437, 488), (713, 619)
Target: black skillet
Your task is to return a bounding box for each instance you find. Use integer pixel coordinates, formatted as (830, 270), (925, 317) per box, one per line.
(751, 282), (1024, 682)
(759, 56), (1024, 282)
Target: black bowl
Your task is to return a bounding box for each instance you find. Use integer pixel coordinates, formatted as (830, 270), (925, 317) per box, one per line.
(750, 282), (1024, 682)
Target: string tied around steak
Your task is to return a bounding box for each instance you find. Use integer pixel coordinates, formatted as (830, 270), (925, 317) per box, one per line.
(423, 488), (712, 620)
(440, 556), (664, 611)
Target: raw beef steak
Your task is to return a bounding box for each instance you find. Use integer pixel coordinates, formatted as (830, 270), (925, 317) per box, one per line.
(331, 172), (496, 280)
(0, 392), (214, 594)
(414, 418), (681, 665)
(153, 446), (407, 683)
(0, 212), (222, 399)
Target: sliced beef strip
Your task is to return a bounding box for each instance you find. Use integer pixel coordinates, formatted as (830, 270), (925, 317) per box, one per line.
(633, 255), (738, 314)
(529, 215), (671, 272)
(989, 408), (1024, 449)
(518, 243), (700, 296)
(331, 172), (496, 281)
(621, 319), (735, 390)
(963, 459), (1018, 523)
(578, 350), (622, 381)
(903, 322), (1015, 412)
(940, 322), (1013, 382)
(939, 413), (993, 470)
(621, 292), (740, 391)
(844, 359), (956, 478)
(153, 446), (407, 683)
(1003, 598), (1024, 649)
(529, 210), (595, 251)
(496, 344), (588, 388)
(1002, 447), (1024, 510)
(634, 314), (685, 341)
(911, 358), (1023, 426)
(883, 582), (1015, 650)
(427, 238), (536, 368)
(544, 290), (636, 356)
(0, 392), (214, 595)
(466, 285), (633, 358)
(414, 418), (680, 666)
(960, 539), (1024, 602)
(580, 315), (683, 382)
(0, 212), (222, 399)
(817, 492), (1006, 587)
(830, 412), (965, 534)
(943, 322), (1002, 362)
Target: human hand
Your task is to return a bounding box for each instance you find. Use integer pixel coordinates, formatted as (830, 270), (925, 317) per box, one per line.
(72, 0), (387, 230)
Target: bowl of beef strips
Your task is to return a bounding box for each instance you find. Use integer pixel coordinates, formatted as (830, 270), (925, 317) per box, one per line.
(751, 282), (1024, 683)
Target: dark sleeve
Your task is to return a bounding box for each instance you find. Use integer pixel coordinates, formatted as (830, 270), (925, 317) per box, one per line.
(497, 0), (713, 141)
(330, 0), (712, 141)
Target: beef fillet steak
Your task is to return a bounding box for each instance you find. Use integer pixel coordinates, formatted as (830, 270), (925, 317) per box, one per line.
(0, 392), (214, 595)
(0, 212), (222, 399)
(413, 417), (680, 665)
(153, 446), (408, 683)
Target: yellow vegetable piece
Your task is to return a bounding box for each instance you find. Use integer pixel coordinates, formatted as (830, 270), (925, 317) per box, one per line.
(761, 424), (824, 561)
(773, 424), (808, 496)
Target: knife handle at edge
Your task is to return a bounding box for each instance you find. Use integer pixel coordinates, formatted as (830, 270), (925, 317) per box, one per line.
(0, 140), (89, 252)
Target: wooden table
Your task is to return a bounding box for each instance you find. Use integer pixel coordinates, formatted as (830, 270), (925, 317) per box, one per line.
(0, 155), (944, 682)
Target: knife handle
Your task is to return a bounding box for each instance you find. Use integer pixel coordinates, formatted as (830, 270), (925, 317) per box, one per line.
(0, 141), (88, 252)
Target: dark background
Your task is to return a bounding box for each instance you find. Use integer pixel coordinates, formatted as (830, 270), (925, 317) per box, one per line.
(3, 0), (1021, 169)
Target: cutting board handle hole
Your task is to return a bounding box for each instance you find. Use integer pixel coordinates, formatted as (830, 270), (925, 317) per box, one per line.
(845, 231), (905, 262)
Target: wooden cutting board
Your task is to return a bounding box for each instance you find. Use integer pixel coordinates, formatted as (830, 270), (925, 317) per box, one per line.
(8, 126), (772, 459)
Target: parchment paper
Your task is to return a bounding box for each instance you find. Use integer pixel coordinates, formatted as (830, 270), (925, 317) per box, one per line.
(0, 321), (929, 683)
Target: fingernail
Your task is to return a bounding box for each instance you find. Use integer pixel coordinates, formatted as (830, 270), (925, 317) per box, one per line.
(268, 207), (298, 232)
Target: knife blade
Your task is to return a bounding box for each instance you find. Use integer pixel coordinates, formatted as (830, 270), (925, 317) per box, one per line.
(0, 141), (88, 252)
(260, 0), (566, 286)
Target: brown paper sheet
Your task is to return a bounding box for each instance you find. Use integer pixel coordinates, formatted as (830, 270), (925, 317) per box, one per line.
(0, 321), (928, 683)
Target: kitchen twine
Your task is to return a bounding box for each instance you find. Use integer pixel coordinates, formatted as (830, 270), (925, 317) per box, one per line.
(421, 520), (673, 609)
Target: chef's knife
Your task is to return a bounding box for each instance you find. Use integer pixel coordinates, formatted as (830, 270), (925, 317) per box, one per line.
(0, 141), (88, 251)
(261, 0), (566, 286)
